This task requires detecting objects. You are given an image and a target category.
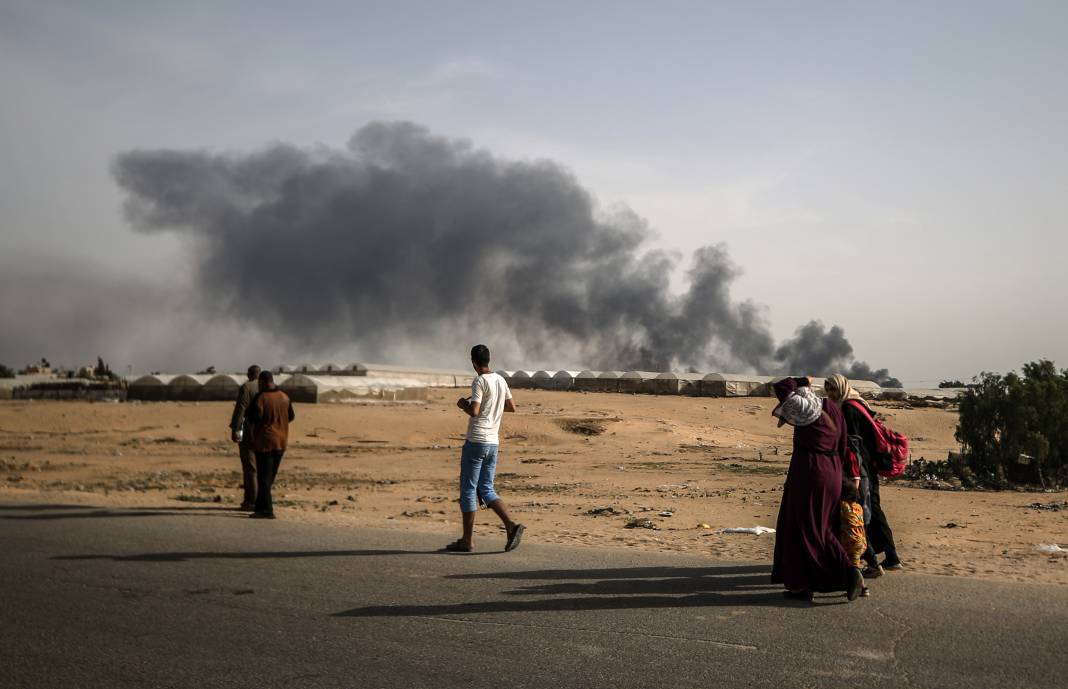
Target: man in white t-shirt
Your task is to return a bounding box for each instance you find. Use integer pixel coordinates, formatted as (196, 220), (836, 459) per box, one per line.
(445, 344), (524, 552)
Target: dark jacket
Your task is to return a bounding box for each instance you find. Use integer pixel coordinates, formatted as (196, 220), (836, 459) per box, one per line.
(229, 380), (259, 442)
(842, 402), (879, 477)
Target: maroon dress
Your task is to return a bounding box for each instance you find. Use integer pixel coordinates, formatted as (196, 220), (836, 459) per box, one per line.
(770, 377), (853, 592)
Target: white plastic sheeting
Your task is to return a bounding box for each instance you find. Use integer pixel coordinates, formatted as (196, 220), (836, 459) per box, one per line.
(700, 374), (775, 398)
(651, 372), (704, 396)
(618, 371), (658, 394)
(280, 374), (428, 404)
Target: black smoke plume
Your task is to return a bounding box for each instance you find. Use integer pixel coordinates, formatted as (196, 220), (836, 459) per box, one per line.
(113, 122), (899, 385)
(775, 321), (902, 388)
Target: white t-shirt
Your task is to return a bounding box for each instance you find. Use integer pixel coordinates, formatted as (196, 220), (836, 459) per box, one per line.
(466, 372), (512, 444)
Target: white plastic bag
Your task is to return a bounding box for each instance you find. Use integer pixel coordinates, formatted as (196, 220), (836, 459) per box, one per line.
(718, 526), (776, 535)
(1033, 543), (1066, 555)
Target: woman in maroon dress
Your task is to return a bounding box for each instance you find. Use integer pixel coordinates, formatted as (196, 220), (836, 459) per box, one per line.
(770, 376), (864, 601)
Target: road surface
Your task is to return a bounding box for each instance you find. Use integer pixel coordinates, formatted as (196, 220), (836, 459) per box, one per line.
(1, 501), (1065, 688)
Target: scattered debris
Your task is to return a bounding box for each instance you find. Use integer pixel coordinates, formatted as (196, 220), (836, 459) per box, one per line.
(401, 509), (434, 518)
(718, 526), (775, 535)
(1027, 501), (1068, 512)
(587, 506), (628, 516)
(943, 522), (962, 528)
(1033, 544), (1066, 555)
(658, 510), (674, 517)
(697, 523), (712, 529)
(558, 418), (608, 436)
(624, 517), (659, 530)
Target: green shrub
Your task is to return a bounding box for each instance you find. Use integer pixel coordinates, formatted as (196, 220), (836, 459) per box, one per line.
(0, 364), (13, 378)
(956, 360), (1068, 487)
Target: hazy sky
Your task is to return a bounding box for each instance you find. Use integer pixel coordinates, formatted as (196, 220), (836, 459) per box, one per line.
(1, 1), (1065, 383)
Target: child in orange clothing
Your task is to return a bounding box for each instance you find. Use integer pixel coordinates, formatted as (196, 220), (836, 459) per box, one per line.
(839, 479), (870, 597)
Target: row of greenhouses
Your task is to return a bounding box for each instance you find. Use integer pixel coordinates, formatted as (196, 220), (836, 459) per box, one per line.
(497, 370), (883, 397)
(126, 373), (429, 403)
(124, 367), (884, 402)
(270, 363), (472, 388)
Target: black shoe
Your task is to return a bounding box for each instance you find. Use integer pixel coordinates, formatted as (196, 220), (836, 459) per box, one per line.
(782, 589), (813, 601)
(862, 564), (884, 578)
(250, 512), (276, 519)
(505, 524), (525, 552)
(238, 503), (255, 512)
(847, 567), (864, 601)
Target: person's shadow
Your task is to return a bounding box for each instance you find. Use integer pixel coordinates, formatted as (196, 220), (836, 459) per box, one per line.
(333, 563), (831, 616)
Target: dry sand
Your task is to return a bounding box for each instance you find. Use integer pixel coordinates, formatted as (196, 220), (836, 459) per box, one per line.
(1, 391), (1065, 584)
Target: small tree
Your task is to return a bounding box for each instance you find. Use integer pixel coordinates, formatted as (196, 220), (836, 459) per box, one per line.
(0, 364), (14, 378)
(956, 360), (1068, 487)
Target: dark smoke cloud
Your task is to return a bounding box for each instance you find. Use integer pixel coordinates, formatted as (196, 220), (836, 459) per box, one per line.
(776, 321), (902, 388)
(111, 121), (899, 385)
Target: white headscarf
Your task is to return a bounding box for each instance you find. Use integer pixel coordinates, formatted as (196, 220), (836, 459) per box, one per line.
(772, 385), (824, 427)
(826, 373), (874, 412)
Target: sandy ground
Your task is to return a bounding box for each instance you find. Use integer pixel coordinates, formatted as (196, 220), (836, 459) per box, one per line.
(1, 390), (1065, 585)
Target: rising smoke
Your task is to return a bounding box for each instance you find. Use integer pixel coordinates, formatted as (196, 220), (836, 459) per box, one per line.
(113, 121), (900, 385)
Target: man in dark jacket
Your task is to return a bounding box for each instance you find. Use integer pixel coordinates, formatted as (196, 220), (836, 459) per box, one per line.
(229, 365), (260, 511)
(246, 370), (295, 519)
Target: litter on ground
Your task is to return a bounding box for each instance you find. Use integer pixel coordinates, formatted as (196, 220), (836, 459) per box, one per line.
(718, 526), (776, 535)
(1033, 544), (1066, 555)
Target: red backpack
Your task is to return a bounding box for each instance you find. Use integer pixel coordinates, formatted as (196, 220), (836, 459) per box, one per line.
(845, 400), (909, 478)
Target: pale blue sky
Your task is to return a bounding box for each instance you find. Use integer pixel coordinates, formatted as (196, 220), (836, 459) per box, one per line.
(1, 1), (1066, 382)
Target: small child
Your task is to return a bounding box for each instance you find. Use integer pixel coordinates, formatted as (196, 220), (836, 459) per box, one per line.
(839, 479), (870, 597)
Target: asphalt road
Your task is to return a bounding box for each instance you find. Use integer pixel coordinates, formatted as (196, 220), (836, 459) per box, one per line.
(1, 501), (1065, 689)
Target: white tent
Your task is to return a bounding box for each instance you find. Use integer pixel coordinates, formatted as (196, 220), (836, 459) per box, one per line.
(699, 373), (774, 398)
(280, 374), (428, 404)
(166, 374), (213, 401)
(651, 371), (703, 395)
(850, 379), (882, 394)
(551, 370), (581, 391)
(127, 374), (177, 401)
(202, 374), (245, 401)
(594, 370), (624, 393)
(618, 371), (658, 394)
(354, 363), (472, 387)
(572, 370), (601, 392)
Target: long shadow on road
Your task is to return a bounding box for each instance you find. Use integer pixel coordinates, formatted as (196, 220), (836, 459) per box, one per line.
(334, 564), (826, 616)
(54, 549), (430, 562)
(20, 504), (834, 614)
(0, 504), (240, 520)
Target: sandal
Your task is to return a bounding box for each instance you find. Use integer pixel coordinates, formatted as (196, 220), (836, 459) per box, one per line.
(847, 567), (864, 601)
(505, 524), (525, 552)
(443, 540), (472, 552)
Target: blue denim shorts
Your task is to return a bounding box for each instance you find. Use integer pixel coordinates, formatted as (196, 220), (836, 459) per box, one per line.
(459, 441), (500, 513)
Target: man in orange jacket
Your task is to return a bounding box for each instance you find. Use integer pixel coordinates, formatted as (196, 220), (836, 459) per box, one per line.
(246, 370), (295, 519)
